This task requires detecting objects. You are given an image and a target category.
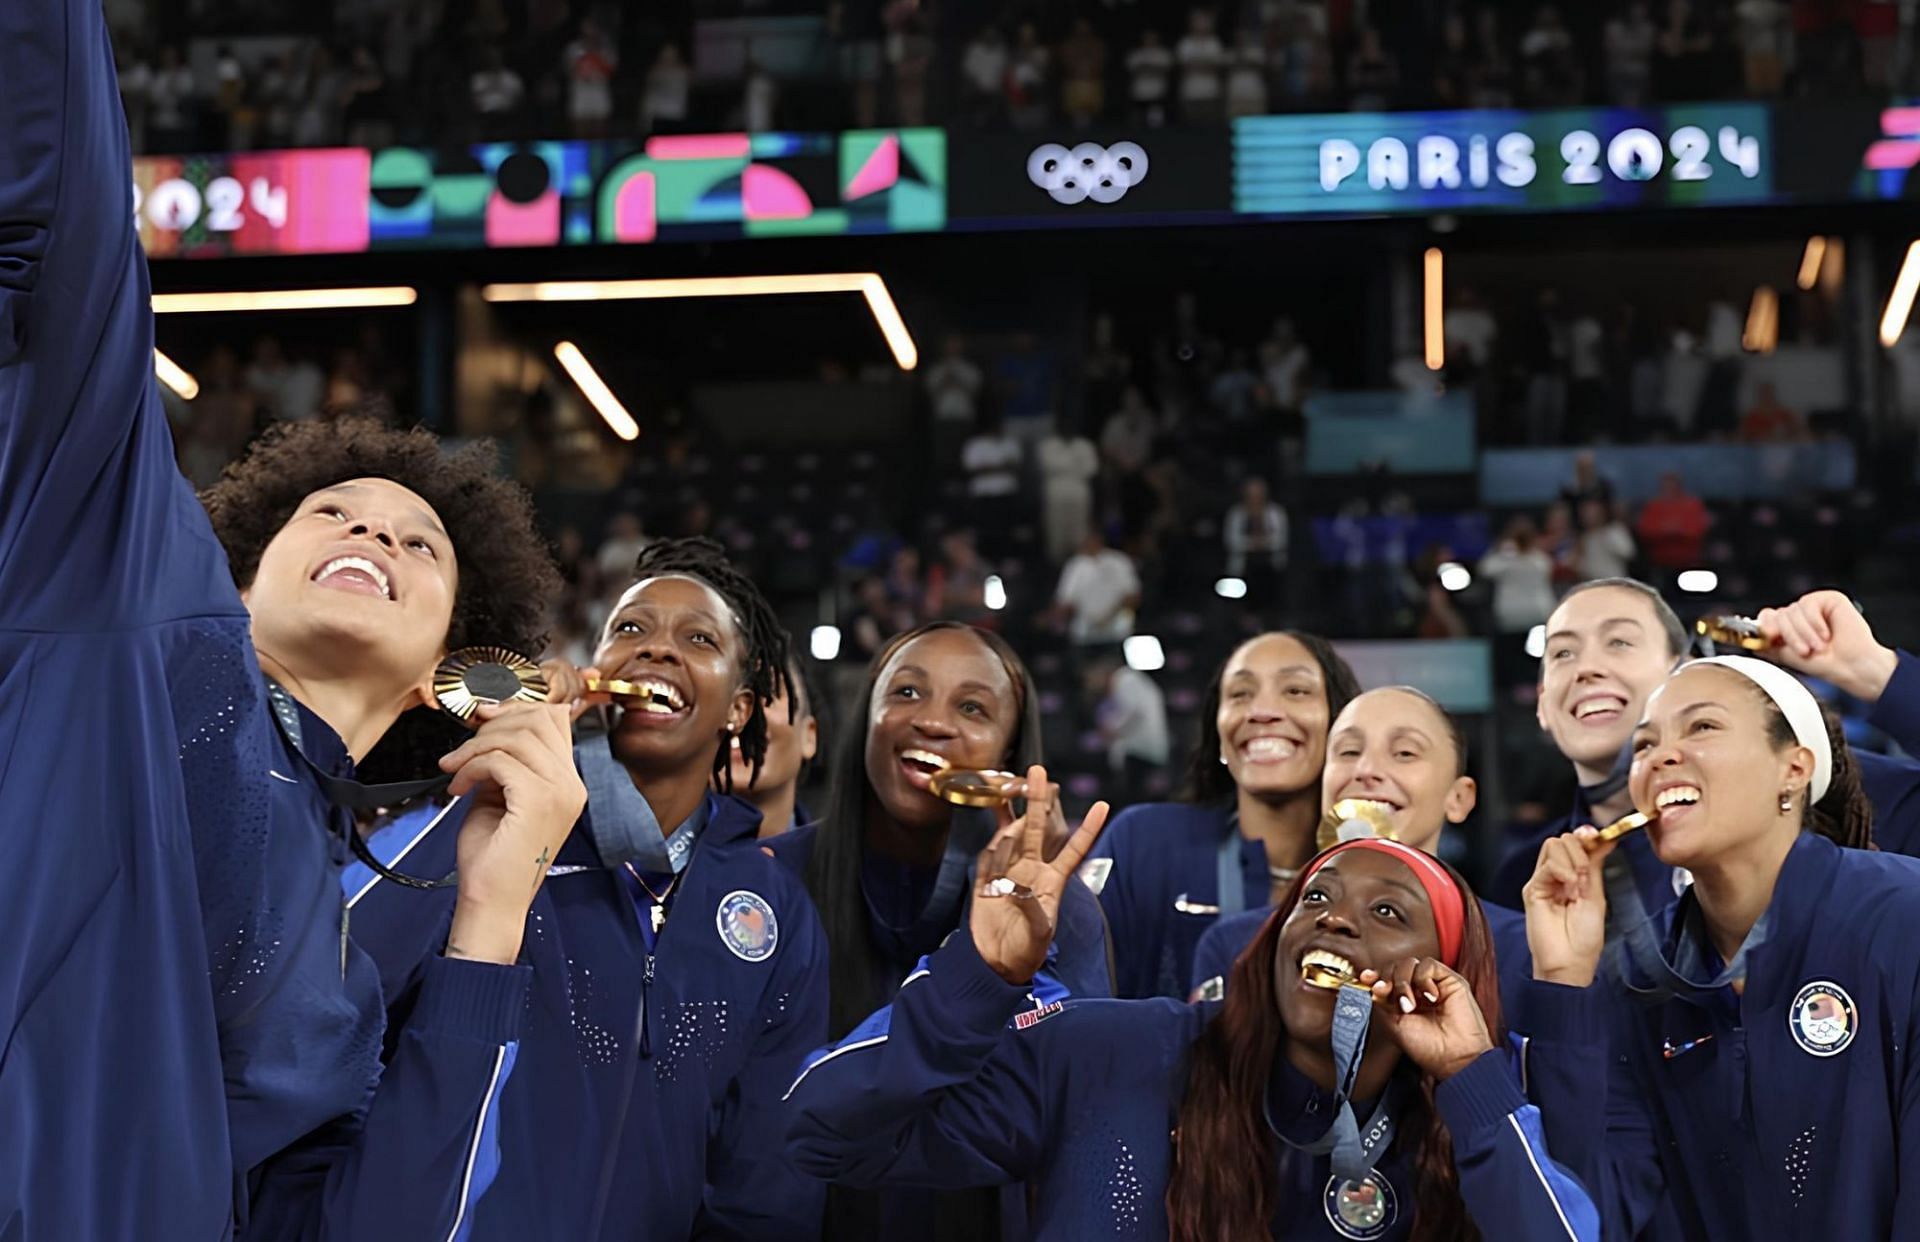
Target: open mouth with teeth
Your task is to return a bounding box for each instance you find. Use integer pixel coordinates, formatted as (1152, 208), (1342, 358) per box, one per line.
(1570, 695), (1629, 724)
(898, 748), (952, 791)
(1300, 948), (1360, 990)
(1240, 736), (1303, 765)
(624, 677), (687, 715)
(312, 555), (392, 600)
(1653, 784), (1702, 820)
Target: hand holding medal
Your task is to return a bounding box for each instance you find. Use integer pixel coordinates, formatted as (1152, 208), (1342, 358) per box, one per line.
(1522, 826), (1617, 988)
(969, 764), (1111, 984)
(1359, 957), (1492, 1083)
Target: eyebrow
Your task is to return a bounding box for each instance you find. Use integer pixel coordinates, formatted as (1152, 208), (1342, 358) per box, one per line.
(1311, 864), (1428, 908)
(1227, 663), (1319, 681)
(1546, 617), (1646, 646)
(1633, 701), (1721, 734)
(319, 483), (447, 538)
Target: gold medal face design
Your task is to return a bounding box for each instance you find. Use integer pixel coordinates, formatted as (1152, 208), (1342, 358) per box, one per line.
(1316, 799), (1398, 851)
(434, 646), (549, 724)
(928, 768), (1027, 808)
(1695, 615), (1770, 652)
(1592, 811), (1653, 845)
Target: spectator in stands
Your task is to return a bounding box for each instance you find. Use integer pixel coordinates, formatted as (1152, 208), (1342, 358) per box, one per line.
(1088, 650), (1171, 808)
(1741, 380), (1806, 441)
(211, 45), (247, 149)
(642, 44), (690, 134)
(1049, 526), (1142, 647)
(1006, 23), (1052, 130)
(887, 11), (933, 126)
(595, 511), (651, 583)
(1414, 545), (1471, 639)
(1576, 498), (1638, 581)
(1606, 1), (1660, 104)
(1259, 317), (1311, 419)
(1432, 10), (1475, 107)
(339, 45), (389, 147)
(1479, 516), (1558, 633)
(744, 55), (780, 131)
(1444, 286), (1499, 378)
(1346, 23), (1399, 110)
(884, 544), (928, 630)
(174, 345), (255, 490)
(849, 575), (902, 660)
(1225, 28), (1270, 117)
(1636, 471), (1712, 573)
(962, 27), (1010, 127)
(1653, 0), (1718, 102)
(831, 0), (885, 128)
(1059, 18), (1108, 128)
(1559, 450), (1616, 517)
(1520, 5), (1581, 105)
(1468, 7), (1516, 106)
(1734, 0), (1789, 95)
(471, 48), (527, 130)
(1177, 9), (1229, 123)
(147, 45), (197, 154)
(961, 406), (1024, 548)
(925, 334), (984, 473)
(1521, 285), (1571, 443)
(1858, 0), (1900, 92)
(246, 337), (325, 423)
(925, 528), (996, 627)
(1540, 500), (1581, 589)
(1126, 28), (1175, 126)
(564, 17), (618, 140)
(1038, 419), (1101, 563)
(1222, 477), (1288, 609)
(1101, 385), (1159, 477)
(291, 44), (344, 147)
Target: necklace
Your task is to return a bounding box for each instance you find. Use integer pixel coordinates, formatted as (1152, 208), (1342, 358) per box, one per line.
(625, 863), (678, 934)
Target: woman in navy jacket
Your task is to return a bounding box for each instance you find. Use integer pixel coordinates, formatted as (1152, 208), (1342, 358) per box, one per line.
(1191, 687), (1533, 1008)
(769, 621), (1110, 1239)
(1082, 631), (1361, 997)
(1, 4), (584, 1237)
(1521, 654), (1917, 1239)
(787, 776), (1600, 1242)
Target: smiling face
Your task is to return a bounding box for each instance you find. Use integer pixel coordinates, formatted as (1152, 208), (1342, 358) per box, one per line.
(1274, 850), (1443, 1043)
(595, 575), (753, 778)
(1323, 689), (1476, 853)
(1628, 664), (1813, 871)
(1538, 585), (1678, 777)
(862, 628), (1020, 834)
(243, 477), (458, 700)
(1217, 634), (1334, 799)
(729, 674), (816, 795)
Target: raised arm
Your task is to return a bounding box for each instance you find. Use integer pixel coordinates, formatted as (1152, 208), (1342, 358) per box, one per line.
(0, 0), (237, 630)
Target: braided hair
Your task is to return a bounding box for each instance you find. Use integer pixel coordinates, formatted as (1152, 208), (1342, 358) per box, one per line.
(1755, 693), (1876, 850)
(623, 537), (792, 793)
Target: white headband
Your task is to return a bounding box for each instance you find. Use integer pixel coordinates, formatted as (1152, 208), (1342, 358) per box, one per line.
(1686, 655), (1832, 803)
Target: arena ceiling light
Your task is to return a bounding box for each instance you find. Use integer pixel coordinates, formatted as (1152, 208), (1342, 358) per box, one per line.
(983, 575), (1008, 611)
(810, 625), (843, 662)
(1676, 569), (1720, 594)
(1437, 562), (1471, 592)
(1797, 237), (1828, 291)
(1743, 286), (1779, 354)
(1879, 241), (1920, 347)
(481, 273), (920, 371)
(1214, 577), (1248, 600)
(1423, 248), (1445, 371)
(1123, 635), (1166, 673)
(152, 349), (199, 400)
(553, 341), (639, 441)
(151, 287), (419, 313)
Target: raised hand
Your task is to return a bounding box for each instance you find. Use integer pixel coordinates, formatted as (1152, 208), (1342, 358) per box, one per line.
(969, 764), (1111, 985)
(1522, 828), (1613, 988)
(1756, 590), (1897, 704)
(1363, 958), (1494, 1082)
(441, 701), (588, 964)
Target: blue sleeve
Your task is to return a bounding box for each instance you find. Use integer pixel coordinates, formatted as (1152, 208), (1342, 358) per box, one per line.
(1189, 908), (1268, 1000)
(782, 929), (1053, 1188)
(1508, 978), (1667, 1240)
(1863, 653), (1920, 857)
(696, 896), (830, 1241)
(0, 0), (236, 631)
(245, 955), (532, 1242)
(1434, 1050), (1602, 1242)
(1082, 809), (1153, 998)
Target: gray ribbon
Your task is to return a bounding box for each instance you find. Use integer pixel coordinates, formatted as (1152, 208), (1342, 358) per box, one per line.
(574, 735), (698, 875)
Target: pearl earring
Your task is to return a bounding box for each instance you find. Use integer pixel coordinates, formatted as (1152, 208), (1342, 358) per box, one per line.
(1779, 789), (1794, 814)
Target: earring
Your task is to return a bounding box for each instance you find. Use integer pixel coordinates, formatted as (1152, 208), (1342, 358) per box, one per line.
(1219, 752), (1230, 766)
(1779, 789), (1795, 814)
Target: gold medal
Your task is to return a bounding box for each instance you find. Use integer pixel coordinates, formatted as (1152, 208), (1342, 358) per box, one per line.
(1589, 810), (1654, 847)
(928, 768), (1027, 808)
(434, 646), (549, 723)
(1316, 799), (1398, 851)
(1302, 962), (1358, 990)
(1695, 615), (1770, 652)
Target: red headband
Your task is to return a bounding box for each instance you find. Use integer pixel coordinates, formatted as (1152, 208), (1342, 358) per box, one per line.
(1298, 839), (1466, 969)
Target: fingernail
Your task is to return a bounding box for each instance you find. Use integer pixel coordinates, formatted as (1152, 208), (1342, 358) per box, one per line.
(1422, 991), (1438, 1004)
(1399, 996), (1415, 1014)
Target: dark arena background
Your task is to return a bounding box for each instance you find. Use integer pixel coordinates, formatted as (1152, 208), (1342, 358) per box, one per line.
(123, 0), (1919, 886)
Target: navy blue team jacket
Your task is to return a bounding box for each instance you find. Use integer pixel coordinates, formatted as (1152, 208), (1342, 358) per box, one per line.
(1, 4), (530, 1238)
(1489, 649), (1920, 907)
(1190, 899), (1535, 1015)
(352, 792), (829, 1240)
(783, 928), (1601, 1242)
(1079, 802), (1268, 998)
(1521, 831), (1920, 1240)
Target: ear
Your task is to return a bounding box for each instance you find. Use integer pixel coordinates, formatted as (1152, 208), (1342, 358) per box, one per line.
(728, 685), (754, 737)
(1443, 775), (1478, 825)
(402, 654), (443, 713)
(1780, 742), (1816, 804)
(799, 715), (819, 763)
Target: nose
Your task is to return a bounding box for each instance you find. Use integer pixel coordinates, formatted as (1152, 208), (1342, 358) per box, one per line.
(347, 516), (399, 554)
(1314, 900), (1362, 938)
(910, 707), (960, 740)
(1347, 745), (1388, 787)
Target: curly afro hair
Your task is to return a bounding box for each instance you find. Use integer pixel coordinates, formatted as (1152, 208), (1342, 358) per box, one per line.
(201, 417), (562, 783)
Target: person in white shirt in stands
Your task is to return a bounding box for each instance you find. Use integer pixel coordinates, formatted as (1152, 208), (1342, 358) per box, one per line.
(925, 334), (984, 473)
(961, 407), (1024, 552)
(470, 48), (526, 127)
(1088, 649), (1171, 808)
(1575, 498), (1636, 581)
(1037, 421), (1100, 563)
(1100, 385), (1157, 476)
(1175, 9), (1227, 123)
(1048, 527), (1141, 647)
(1126, 29), (1174, 127)
(1223, 476), (1288, 611)
(642, 43), (690, 134)
(1479, 515), (1557, 634)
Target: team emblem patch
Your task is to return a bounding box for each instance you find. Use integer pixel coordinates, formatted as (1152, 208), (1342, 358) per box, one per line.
(1323, 1171), (1397, 1240)
(1013, 1000), (1064, 1030)
(1788, 981), (1856, 1057)
(716, 890), (778, 962)
(1077, 857), (1113, 895)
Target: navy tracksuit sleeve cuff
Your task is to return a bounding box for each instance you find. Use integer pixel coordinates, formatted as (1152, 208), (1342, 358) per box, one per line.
(1867, 650), (1920, 747)
(932, 928), (1041, 1030)
(1434, 1049), (1530, 1137)
(410, 955), (532, 1045)
(1510, 978), (1606, 1045)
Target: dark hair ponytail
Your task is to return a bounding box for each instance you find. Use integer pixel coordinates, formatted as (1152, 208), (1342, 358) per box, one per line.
(1805, 709), (1874, 850)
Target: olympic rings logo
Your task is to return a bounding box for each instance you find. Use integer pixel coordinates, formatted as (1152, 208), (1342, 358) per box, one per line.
(1026, 142), (1150, 205)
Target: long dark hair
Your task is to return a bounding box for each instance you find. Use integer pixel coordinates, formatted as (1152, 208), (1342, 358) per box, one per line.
(805, 621), (1045, 1037)
(1179, 631), (1363, 804)
(1757, 692), (1875, 850)
(1166, 858), (1502, 1242)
